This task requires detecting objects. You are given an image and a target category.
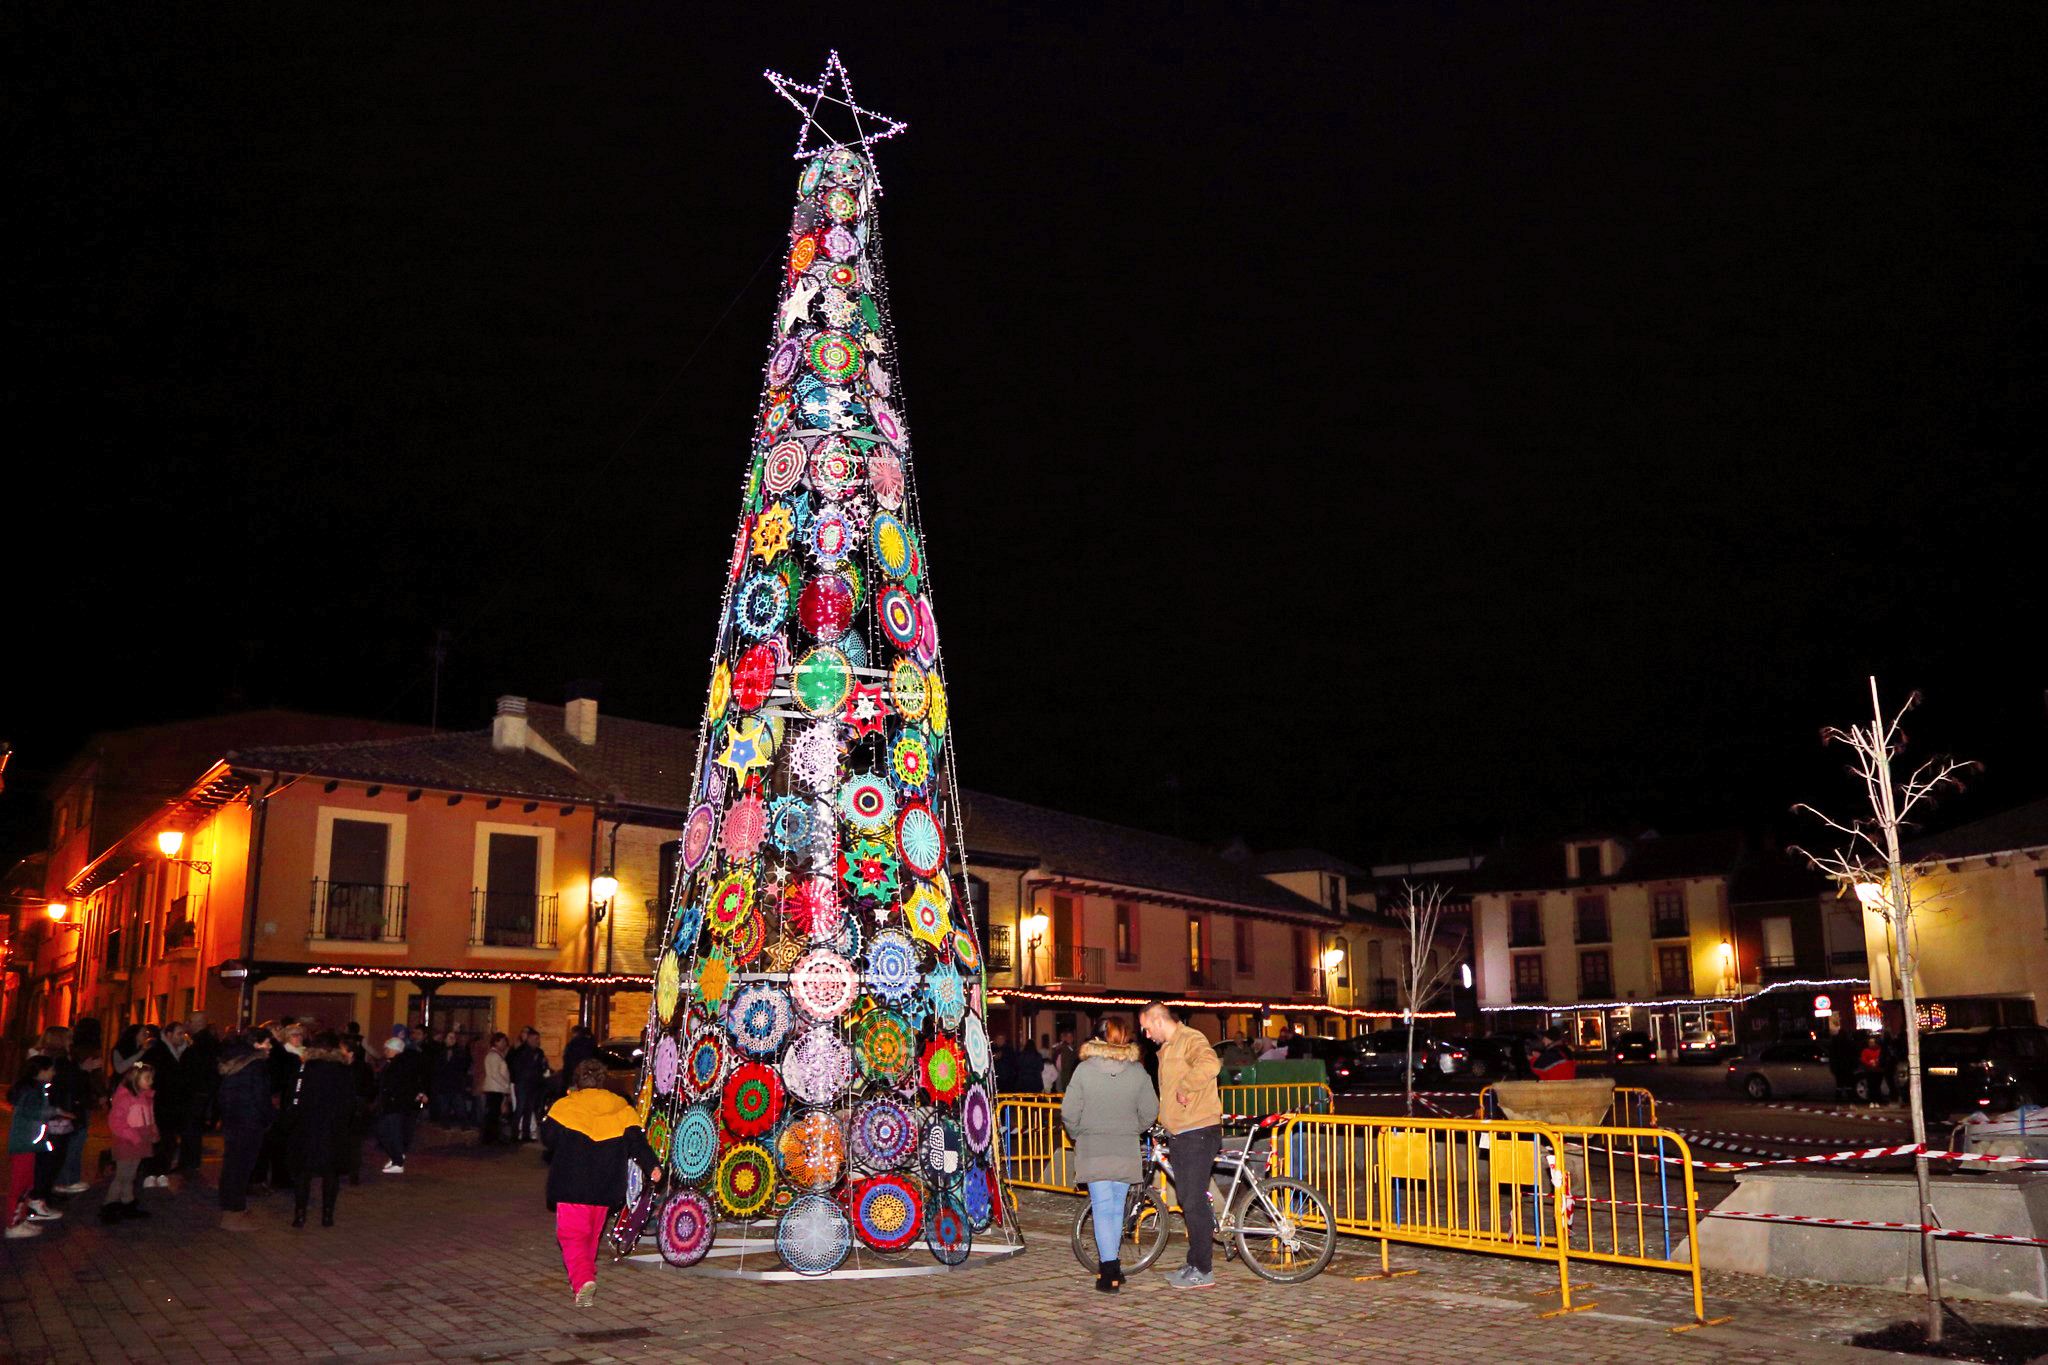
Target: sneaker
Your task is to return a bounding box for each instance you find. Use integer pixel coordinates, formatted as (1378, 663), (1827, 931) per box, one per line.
(26, 1200), (61, 1221)
(54, 1182), (91, 1195)
(573, 1282), (597, 1309)
(381, 1162), (404, 1174)
(4, 1221), (41, 1239)
(1164, 1266), (1215, 1289)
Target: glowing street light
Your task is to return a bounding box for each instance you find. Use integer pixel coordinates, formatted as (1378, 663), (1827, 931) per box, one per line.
(45, 901), (68, 922)
(156, 829), (185, 858)
(591, 874), (620, 905)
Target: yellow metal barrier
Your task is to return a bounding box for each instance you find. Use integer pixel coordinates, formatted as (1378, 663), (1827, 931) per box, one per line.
(1272, 1114), (1582, 1311)
(1474, 1084), (1656, 1128)
(1274, 1112), (1709, 1323)
(994, 1096), (1074, 1193)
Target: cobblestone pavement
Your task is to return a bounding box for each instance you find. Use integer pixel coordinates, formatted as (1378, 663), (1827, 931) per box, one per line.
(4, 1131), (2043, 1364)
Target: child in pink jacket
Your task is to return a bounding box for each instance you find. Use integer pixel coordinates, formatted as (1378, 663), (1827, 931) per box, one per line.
(104, 1062), (159, 1223)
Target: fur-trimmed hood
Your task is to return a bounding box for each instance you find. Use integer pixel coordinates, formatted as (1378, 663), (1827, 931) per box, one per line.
(218, 1045), (268, 1077)
(299, 1046), (348, 1066)
(1079, 1039), (1141, 1073)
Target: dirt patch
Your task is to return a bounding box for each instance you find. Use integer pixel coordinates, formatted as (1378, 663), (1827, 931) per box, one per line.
(1849, 1316), (2048, 1364)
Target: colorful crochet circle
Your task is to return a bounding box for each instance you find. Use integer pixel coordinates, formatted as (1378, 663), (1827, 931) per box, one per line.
(888, 659), (929, 720)
(652, 1034), (680, 1096)
(716, 1143), (776, 1219)
(926, 963), (966, 1029)
(927, 1198), (972, 1267)
(902, 881), (951, 950)
(767, 796), (814, 855)
(783, 875), (843, 940)
(963, 1012), (991, 1077)
(950, 928), (981, 974)
(822, 221), (859, 258)
(807, 505), (857, 566)
(671, 1104), (719, 1185)
(789, 948), (859, 1022)
(919, 1116), (967, 1186)
(927, 674), (949, 737)
(707, 661), (732, 723)
(658, 1188), (715, 1266)
(731, 907), (767, 967)
(722, 792), (767, 862)
(655, 950), (683, 1025)
(963, 1165), (994, 1231)
(732, 641), (781, 711)
(777, 1109), (847, 1191)
(798, 157), (823, 195)
(871, 513), (915, 579)
(838, 774), (896, 832)
(694, 949), (737, 1012)
(895, 802), (945, 880)
(961, 1085), (993, 1154)
(777, 1193), (853, 1277)
(706, 870), (754, 936)
(841, 837), (901, 902)
(791, 645), (852, 714)
(681, 801), (717, 874)
(913, 596), (938, 667)
(822, 187), (859, 223)
(783, 1026), (852, 1106)
(725, 981), (795, 1059)
(671, 898), (705, 955)
(890, 730), (932, 794)
(877, 586), (919, 649)
(852, 1174), (923, 1252)
(789, 232), (818, 275)
(868, 450), (904, 509)
(645, 1111), (671, 1167)
(720, 1062), (786, 1139)
(797, 577), (855, 642)
(683, 1031), (727, 1100)
(850, 1098), (917, 1171)
(735, 572), (788, 637)
(806, 330), (862, 382)
(808, 438), (861, 496)
(785, 720), (842, 794)
(864, 929), (920, 1003)
(768, 336), (804, 391)
(858, 1011), (916, 1084)
(872, 402), (905, 445)
(920, 1036), (968, 1105)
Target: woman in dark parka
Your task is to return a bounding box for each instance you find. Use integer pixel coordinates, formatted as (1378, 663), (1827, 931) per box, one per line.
(285, 1032), (357, 1228)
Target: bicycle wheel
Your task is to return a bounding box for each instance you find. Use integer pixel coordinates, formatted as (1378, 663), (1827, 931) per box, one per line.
(1233, 1177), (1334, 1283)
(1071, 1187), (1169, 1273)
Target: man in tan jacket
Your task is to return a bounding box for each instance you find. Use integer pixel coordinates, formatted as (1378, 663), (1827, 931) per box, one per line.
(1140, 1002), (1222, 1288)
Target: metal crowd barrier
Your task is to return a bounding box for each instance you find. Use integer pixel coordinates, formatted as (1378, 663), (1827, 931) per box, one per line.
(1475, 1084), (1657, 1128)
(994, 1084), (1331, 1195)
(1272, 1113), (1708, 1322)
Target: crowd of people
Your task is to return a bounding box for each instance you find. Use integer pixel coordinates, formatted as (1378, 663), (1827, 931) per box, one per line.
(5, 1015), (601, 1239)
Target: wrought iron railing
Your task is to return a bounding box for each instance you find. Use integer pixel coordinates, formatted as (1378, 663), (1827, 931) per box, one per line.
(470, 888), (558, 949)
(1053, 945), (1106, 986)
(1188, 956), (1234, 991)
(310, 879), (409, 942)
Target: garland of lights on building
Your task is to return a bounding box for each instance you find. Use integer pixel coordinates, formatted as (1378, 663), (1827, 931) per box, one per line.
(615, 55), (1019, 1278)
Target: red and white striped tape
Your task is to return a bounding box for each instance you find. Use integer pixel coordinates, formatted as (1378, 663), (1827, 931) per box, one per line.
(1749, 1102), (1910, 1125)
(1704, 1208), (2048, 1248)
(1676, 1128), (1856, 1148)
(1593, 1138), (2048, 1173)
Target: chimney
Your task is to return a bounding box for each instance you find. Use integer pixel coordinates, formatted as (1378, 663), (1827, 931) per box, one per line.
(564, 680), (600, 746)
(491, 696), (529, 752)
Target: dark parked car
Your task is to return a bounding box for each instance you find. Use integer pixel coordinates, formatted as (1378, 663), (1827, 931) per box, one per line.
(1334, 1031), (1436, 1089)
(1917, 1027), (2048, 1118)
(1612, 1031), (1656, 1064)
(1431, 1036), (1526, 1080)
(1677, 1030), (1739, 1064)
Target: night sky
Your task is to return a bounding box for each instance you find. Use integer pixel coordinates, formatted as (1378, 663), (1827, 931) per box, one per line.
(7, 5), (2044, 869)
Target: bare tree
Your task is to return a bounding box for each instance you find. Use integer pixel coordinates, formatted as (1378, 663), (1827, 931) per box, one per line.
(1393, 881), (1467, 1116)
(1791, 676), (1972, 1345)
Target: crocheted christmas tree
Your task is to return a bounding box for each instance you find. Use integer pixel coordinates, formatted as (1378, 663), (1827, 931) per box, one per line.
(623, 54), (1018, 1278)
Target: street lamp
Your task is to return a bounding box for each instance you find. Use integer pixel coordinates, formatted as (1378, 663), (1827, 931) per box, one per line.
(1021, 912), (1048, 986)
(156, 828), (212, 874)
(591, 873), (620, 911)
(45, 901), (69, 923)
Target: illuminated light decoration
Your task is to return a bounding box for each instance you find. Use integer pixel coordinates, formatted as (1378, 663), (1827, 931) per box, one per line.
(841, 836), (901, 903)
(797, 578), (855, 643)
(807, 504), (859, 566)
(902, 880), (951, 950)
(1916, 1001), (1948, 1031)
(764, 436), (807, 491)
(751, 502), (796, 563)
(734, 572), (789, 638)
(1477, 976), (1873, 1017)
(720, 1061), (787, 1138)
(708, 662), (733, 722)
(889, 659), (930, 721)
(721, 792), (769, 862)
(706, 869), (755, 937)
(868, 450), (904, 509)
(791, 645), (853, 715)
(716, 1142), (777, 1218)
(989, 984), (1460, 1023)
(767, 795), (814, 855)
(784, 719), (843, 793)
(871, 513), (916, 579)
(864, 929), (920, 1003)
(895, 802), (945, 880)
(678, 801), (720, 873)
(890, 729), (933, 794)
(919, 1036), (968, 1106)
(877, 585), (919, 649)
(842, 680), (890, 740)
(783, 874), (843, 940)
(813, 748), (871, 821)
(731, 641), (782, 712)
(1854, 993), (1884, 1031)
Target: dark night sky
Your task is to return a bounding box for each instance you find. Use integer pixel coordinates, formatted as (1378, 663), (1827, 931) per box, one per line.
(6, 5), (2045, 868)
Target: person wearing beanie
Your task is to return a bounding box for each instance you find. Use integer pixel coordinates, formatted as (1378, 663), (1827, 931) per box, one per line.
(374, 1035), (428, 1173)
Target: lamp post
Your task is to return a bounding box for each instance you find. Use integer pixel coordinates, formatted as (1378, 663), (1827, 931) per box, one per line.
(1021, 912), (1048, 987)
(590, 872), (619, 1035)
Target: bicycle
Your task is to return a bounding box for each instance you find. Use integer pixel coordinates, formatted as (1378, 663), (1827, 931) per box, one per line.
(1070, 1114), (1335, 1283)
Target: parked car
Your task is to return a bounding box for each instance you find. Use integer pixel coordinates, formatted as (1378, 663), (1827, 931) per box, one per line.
(596, 1036), (646, 1098)
(1431, 1035), (1525, 1080)
(1335, 1031), (1436, 1089)
(1917, 1027), (2048, 1119)
(1725, 1040), (1842, 1100)
(1677, 1030), (1739, 1064)
(1612, 1031), (1656, 1064)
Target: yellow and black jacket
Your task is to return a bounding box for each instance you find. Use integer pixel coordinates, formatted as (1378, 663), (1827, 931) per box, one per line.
(540, 1087), (658, 1210)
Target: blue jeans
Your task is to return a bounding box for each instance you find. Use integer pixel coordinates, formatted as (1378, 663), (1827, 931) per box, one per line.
(1087, 1180), (1131, 1264)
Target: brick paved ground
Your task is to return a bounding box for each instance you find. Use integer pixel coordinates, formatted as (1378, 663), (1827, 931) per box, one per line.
(4, 1128), (2043, 1364)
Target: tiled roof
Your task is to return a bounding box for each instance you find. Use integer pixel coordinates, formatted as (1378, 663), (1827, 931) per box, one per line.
(956, 791), (1339, 921)
(1464, 830), (1745, 895)
(1904, 796), (2048, 862)
(524, 703), (698, 812)
(229, 730), (611, 804)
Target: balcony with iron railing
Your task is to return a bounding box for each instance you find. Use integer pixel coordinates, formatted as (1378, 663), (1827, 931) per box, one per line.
(1050, 945), (1106, 986)
(1188, 956), (1234, 992)
(1368, 977), (1399, 1009)
(311, 879), (410, 943)
(1508, 921), (1544, 948)
(470, 888), (559, 949)
(1651, 914), (1689, 939)
(1758, 953), (1815, 984)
